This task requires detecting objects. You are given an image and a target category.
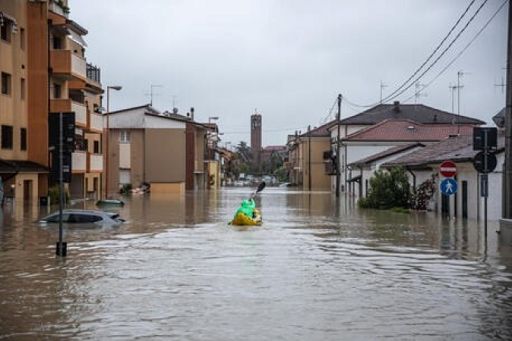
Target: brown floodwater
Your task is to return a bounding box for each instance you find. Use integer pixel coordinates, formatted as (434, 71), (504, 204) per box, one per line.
(1, 188), (511, 340)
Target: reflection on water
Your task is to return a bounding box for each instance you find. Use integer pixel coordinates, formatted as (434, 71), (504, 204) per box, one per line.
(0, 188), (511, 340)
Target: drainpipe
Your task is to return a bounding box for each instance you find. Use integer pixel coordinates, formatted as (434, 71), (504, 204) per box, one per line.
(406, 166), (416, 190)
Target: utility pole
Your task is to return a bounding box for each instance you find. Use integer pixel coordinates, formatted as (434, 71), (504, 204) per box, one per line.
(503, 1), (512, 223)
(380, 81), (387, 104)
(335, 94), (342, 198)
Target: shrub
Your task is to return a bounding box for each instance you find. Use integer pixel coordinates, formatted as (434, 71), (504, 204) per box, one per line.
(48, 185), (69, 205)
(411, 175), (436, 210)
(358, 166), (411, 209)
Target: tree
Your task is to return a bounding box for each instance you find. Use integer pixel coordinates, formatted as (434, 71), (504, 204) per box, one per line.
(358, 166), (411, 210)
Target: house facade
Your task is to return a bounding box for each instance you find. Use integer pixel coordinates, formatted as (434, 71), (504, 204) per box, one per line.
(105, 105), (210, 194)
(383, 134), (505, 221)
(329, 101), (484, 193)
(286, 122), (335, 191)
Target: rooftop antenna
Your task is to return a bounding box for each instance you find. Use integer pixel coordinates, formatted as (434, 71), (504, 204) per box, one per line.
(380, 80), (388, 104)
(145, 84), (163, 106)
(449, 83), (458, 113)
(414, 82), (427, 104)
(495, 76), (506, 94)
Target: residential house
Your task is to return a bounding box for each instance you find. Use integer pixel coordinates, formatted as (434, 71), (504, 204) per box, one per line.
(383, 133), (505, 221)
(329, 101), (484, 192)
(286, 121), (336, 190)
(105, 104), (209, 194)
(341, 119), (477, 197)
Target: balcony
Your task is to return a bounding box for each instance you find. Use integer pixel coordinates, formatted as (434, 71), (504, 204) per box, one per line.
(50, 99), (87, 126)
(88, 153), (103, 172)
(72, 151), (86, 172)
(49, 0), (69, 17)
(86, 63), (102, 89)
(50, 50), (86, 80)
(89, 113), (103, 132)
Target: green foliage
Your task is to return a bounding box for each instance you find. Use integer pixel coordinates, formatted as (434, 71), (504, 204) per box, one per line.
(273, 166), (288, 182)
(411, 175), (436, 210)
(358, 167), (411, 210)
(48, 185), (69, 205)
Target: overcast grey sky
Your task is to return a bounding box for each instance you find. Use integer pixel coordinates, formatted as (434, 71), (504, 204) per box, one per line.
(71, 0), (508, 146)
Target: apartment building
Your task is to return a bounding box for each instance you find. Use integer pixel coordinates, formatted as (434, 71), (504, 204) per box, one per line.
(0, 0), (104, 203)
(46, 0), (104, 199)
(1, 2), (47, 203)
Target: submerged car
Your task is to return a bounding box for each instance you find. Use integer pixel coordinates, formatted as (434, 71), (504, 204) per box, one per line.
(39, 209), (124, 227)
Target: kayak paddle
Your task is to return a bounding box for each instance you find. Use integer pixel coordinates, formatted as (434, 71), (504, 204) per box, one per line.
(250, 181), (266, 200)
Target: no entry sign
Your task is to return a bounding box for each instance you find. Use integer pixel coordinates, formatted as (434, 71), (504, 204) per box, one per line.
(440, 160), (457, 177)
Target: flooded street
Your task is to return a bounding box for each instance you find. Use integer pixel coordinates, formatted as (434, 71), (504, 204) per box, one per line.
(1, 188), (512, 340)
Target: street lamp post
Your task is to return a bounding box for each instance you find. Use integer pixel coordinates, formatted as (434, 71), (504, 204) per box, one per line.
(104, 85), (122, 199)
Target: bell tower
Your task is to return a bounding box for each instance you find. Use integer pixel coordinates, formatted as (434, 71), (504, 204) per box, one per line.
(250, 111), (262, 169)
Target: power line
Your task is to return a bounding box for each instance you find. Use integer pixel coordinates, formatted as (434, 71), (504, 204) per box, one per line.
(344, 0), (488, 108)
(373, 0), (490, 104)
(379, 0), (479, 104)
(402, 0), (507, 103)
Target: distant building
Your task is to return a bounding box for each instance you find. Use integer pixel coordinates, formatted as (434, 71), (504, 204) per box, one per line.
(105, 104), (209, 194)
(286, 121), (336, 191)
(251, 113), (262, 169)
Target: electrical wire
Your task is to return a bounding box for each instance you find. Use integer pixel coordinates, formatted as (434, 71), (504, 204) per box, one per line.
(379, 0), (479, 104)
(402, 0), (508, 103)
(343, 0), (488, 108)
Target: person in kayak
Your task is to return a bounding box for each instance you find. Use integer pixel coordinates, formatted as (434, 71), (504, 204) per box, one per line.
(234, 198), (256, 219)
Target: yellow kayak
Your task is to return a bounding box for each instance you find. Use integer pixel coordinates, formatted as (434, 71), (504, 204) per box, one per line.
(230, 209), (262, 226)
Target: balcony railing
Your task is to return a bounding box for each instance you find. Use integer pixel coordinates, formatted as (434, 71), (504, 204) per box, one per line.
(89, 153), (103, 172)
(72, 151), (86, 172)
(89, 113), (103, 131)
(50, 50), (86, 79)
(50, 99), (87, 126)
(86, 63), (101, 84)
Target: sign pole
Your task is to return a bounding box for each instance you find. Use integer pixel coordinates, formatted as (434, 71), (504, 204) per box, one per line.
(56, 112), (67, 257)
(484, 129), (488, 249)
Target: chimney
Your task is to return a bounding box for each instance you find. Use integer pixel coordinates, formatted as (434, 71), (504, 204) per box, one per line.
(190, 107), (195, 121)
(393, 101), (400, 113)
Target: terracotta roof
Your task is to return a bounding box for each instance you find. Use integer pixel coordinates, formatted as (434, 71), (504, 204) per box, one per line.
(383, 133), (505, 168)
(349, 143), (424, 167)
(300, 120), (337, 137)
(343, 119), (475, 142)
(338, 102), (485, 125)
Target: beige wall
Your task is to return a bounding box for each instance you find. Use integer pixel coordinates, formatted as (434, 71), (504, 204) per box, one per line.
(0, 2), (28, 161)
(130, 129), (144, 187)
(301, 136), (331, 190)
(145, 128), (185, 183)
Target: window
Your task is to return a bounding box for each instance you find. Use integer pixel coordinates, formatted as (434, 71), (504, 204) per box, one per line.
(67, 214), (102, 223)
(93, 140), (100, 154)
(53, 83), (61, 99)
(20, 28), (25, 49)
(1, 125), (13, 149)
(120, 130), (130, 143)
(1, 72), (11, 95)
(1, 22), (11, 42)
(20, 128), (27, 151)
(20, 78), (25, 100)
